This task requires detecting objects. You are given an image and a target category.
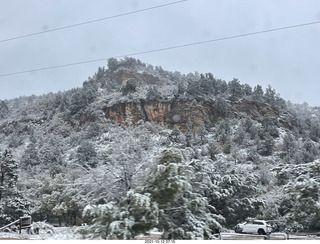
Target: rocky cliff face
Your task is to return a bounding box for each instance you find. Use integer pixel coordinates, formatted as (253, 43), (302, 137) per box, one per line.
(100, 65), (285, 131)
(105, 101), (171, 125)
(104, 98), (280, 131)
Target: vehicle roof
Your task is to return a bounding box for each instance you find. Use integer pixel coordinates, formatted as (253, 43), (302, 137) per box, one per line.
(247, 219), (268, 222)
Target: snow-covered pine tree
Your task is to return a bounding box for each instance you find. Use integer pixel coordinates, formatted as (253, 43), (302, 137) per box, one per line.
(143, 148), (224, 239)
(0, 149), (30, 225)
(0, 150), (18, 201)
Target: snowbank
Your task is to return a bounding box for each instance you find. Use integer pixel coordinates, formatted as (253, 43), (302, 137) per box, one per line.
(0, 226), (81, 240)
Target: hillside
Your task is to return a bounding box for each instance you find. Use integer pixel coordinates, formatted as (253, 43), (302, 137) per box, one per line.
(0, 57), (320, 239)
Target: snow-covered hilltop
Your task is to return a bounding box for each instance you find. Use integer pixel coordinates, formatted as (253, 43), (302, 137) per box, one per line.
(0, 57), (320, 239)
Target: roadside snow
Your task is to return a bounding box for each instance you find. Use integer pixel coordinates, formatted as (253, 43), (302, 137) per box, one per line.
(0, 227), (82, 240)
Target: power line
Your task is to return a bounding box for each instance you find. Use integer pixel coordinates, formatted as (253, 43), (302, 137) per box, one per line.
(0, 0), (187, 43)
(1, 20), (319, 77)
(118, 20), (320, 56)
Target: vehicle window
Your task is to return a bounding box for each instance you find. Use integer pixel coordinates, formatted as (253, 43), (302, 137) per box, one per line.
(253, 221), (264, 225)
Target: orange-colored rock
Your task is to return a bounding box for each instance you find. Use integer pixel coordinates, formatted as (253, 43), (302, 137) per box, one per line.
(104, 100), (212, 131)
(144, 102), (172, 124)
(104, 98), (280, 131)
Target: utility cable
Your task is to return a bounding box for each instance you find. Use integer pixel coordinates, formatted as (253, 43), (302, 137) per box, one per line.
(0, 0), (187, 43)
(0, 20), (319, 77)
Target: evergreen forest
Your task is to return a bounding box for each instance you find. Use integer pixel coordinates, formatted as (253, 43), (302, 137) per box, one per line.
(0, 58), (320, 239)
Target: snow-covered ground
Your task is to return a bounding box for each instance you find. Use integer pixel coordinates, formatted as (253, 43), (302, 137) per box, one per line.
(0, 227), (81, 240)
(0, 227), (163, 240)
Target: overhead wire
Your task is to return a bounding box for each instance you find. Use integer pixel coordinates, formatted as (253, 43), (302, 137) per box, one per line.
(0, 0), (187, 43)
(0, 20), (320, 77)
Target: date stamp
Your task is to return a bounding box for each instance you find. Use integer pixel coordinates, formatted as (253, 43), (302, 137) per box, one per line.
(145, 240), (175, 244)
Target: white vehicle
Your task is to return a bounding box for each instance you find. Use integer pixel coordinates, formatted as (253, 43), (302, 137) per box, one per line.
(235, 219), (272, 235)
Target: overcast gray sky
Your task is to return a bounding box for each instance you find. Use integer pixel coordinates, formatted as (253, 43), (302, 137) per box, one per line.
(0, 0), (320, 106)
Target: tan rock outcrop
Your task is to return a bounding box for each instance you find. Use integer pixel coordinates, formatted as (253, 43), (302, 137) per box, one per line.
(104, 98), (280, 131)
